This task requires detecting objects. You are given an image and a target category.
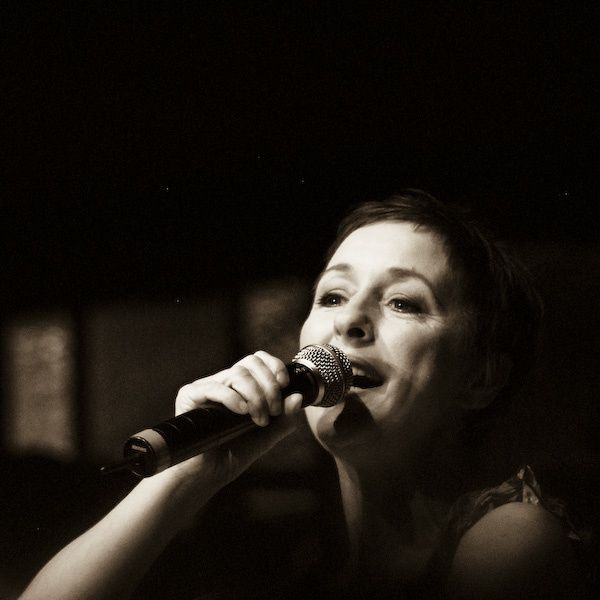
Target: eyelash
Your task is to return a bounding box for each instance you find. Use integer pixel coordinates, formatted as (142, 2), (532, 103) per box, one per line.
(316, 292), (345, 307)
(388, 298), (422, 314)
(315, 293), (422, 314)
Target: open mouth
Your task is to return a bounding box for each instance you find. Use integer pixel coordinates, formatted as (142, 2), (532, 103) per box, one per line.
(350, 363), (384, 389)
(351, 374), (380, 389)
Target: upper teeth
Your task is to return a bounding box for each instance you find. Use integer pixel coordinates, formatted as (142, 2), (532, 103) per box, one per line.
(352, 368), (374, 380)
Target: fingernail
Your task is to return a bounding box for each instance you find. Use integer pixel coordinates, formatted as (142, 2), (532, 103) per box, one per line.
(237, 400), (249, 414)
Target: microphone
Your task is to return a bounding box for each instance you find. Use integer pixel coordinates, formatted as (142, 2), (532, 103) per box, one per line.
(101, 344), (352, 478)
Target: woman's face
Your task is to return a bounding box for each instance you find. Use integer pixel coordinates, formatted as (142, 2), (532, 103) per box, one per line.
(300, 221), (473, 463)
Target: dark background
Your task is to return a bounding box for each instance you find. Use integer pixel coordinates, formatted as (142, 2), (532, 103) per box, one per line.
(2, 2), (599, 311)
(1, 2), (600, 598)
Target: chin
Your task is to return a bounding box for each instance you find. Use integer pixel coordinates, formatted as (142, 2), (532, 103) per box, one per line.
(308, 393), (380, 454)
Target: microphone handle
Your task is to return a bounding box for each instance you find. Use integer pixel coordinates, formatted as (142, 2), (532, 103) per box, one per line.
(122, 362), (318, 477)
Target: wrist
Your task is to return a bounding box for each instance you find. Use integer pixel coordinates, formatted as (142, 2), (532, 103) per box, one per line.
(134, 464), (218, 532)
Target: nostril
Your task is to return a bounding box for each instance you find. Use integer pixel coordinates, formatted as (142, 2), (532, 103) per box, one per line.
(347, 326), (366, 338)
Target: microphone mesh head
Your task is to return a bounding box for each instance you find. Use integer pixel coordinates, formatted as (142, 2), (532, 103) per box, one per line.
(293, 344), (353, 407)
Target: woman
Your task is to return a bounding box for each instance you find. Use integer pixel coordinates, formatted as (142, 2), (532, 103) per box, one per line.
(20, 191), (588, 599)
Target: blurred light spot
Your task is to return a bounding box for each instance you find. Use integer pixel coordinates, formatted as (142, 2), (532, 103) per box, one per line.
(239, 277), (311, 360)
(3, 316), (76, 459)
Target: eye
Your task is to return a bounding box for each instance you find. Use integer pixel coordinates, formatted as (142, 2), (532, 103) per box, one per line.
(388, 297), (422, 313)
(316, 292), (346, 307)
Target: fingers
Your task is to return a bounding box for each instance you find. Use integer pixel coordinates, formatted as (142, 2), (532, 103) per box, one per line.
(176, 351), (291, 427)
(233, 352), (289, 417)
(252, 350), (290, 388)
(169, 356), (304, 492)
(176, 380), (249, 416)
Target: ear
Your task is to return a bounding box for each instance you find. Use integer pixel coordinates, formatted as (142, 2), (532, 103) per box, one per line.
(459, 352), (513, 411)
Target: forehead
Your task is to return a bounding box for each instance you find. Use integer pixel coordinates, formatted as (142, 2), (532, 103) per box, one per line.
(328, 221), (452, 282)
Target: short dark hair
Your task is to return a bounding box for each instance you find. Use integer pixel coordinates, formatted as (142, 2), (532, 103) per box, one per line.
(326, 189), (544, 406)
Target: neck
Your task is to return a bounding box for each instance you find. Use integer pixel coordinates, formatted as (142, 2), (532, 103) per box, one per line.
(335, 460), (438, 570)
(332, 430), (474, 588)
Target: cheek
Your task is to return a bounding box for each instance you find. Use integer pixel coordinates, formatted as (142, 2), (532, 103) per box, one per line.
(299, 311), (324, 348)
(384, 326), (467, 404)
(298, 321), (310, 348)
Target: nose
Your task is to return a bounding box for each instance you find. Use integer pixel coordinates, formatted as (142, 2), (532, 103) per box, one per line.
(333, 295), (375, 345)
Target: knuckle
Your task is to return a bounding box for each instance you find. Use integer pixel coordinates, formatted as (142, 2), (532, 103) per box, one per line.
(254, 351), (284, 373)
(238, 353), (262, 368)
(230, 364), (249, 375)
(176, 383), (192, 400)
(253, 350), (272, 363)
(227, 365), (252, 381)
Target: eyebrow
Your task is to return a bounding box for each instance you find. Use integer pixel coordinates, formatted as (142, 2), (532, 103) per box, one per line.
(315, 262), (445, 308)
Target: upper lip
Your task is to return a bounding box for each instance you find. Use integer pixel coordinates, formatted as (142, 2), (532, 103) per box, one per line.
(346, 356), (385, 388)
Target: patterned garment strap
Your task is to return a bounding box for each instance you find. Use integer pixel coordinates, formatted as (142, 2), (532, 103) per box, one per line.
(446, 465), (589, 545)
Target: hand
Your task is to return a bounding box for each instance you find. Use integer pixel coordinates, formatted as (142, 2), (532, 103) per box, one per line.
(163, 351), (304, 495)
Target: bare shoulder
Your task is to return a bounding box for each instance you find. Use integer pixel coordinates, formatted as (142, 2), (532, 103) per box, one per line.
(447, 502), (589, 599)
